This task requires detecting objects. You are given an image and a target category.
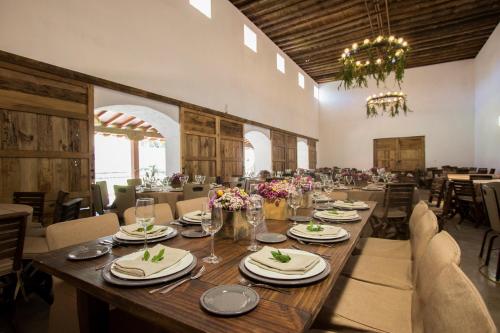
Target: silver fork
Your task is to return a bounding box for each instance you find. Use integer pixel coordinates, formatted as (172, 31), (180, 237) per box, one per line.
(296, 238), (334, 248)
(291, 245), (332, 259)
(239, 277), (290, 294)
(149, 266), (206, 294)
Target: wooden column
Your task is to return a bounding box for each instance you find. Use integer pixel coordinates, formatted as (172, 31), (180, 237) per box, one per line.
(131, 139), (139, 178)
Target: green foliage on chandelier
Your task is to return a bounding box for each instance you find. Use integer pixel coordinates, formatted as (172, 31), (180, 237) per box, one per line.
(338, 36), (410, 90)
(366, 92), (411, 118)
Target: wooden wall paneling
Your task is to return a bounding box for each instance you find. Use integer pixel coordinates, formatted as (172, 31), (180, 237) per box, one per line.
(271, 131), (286, 172)
(373, 136), (425, 171)
(286, 134), (297, 171)
(0, 62), (92, 223)
(219, 119), (244, 178)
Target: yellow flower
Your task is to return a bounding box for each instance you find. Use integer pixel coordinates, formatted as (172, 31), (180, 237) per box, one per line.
(217, 190), (224, 197)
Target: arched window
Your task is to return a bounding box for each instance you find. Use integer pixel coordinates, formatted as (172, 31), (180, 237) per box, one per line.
(297, 138), (309, 169)
(244, 127), (272, 175)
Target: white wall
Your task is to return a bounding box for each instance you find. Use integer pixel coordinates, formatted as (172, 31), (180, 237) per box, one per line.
(94, 87), (181, 175)
(244, 124), (272, 174)
(0, 0), (319, 138)
(318, 60), (476, 168)
(475, 24), (500, 171)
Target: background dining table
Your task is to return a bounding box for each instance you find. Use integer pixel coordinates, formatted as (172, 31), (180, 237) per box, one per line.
(34, 202), (376, 333)
(136, 190), (184, 217)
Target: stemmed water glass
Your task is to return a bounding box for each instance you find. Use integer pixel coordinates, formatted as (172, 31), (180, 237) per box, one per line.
(323, 179), (334, 197)
(246, 195), (264, 252)
(287, 189), (303, 225)
(201, 203), (223, 264)
(345, 175), (353, 188)
(312, 181), (323, 209)
(135, 198), (155, 250)
(180, 175), (189, 187)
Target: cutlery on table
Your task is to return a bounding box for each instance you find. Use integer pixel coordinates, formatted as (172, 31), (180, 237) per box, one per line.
(95, 256), (122, 271)
(296, 238), (334, 248)
(149, 265), (206, 294)
(239, 278), (290, 294)
(291, 245), (332, 259)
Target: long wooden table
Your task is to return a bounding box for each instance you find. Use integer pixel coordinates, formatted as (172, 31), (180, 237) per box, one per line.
(34, 202), (376, 333)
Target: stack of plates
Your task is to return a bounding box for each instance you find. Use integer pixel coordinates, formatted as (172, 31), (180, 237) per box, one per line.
(102, 249), (197, 286)
(113, 225), (177, 244)
(239, 249), (331, 286)
(286, 224), (351, 244)
(179, 210), (209, 225)
(312, 194), (331, 203)
(362, 184), (385, 191)
(332, 200), (369, 210)
(313, 210), (361, 222)
(333, 185), (349, 190)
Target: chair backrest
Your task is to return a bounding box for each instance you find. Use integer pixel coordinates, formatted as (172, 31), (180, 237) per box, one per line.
(206, 176), (217, 185)
(456, 167), (470, 174)
(183, 184), (210, 200)
(470, 174), (493, 180)
(482, 184), (500, 233)
(452, 180), (477, 201)
(383, 183), (415, 216)
(421, 263), (495, 333)
(428, 177), (445, 206)
(0, 212), (28, 273)
(123, 203), (173, 226)
(12, 192), (45, 224)
(91, 184), (104, 215)
(113, 185), (136, 217)
(489, 168), (496, 174)
(52, 190), (69, 222)
(127, 178), (142, 187)
(53, 198), (82, 223)
(477, 168), (489, 174)
(415, 231), (460, 299)
(96, 181), (109, 207)
(46, 213), (120, 251)
(411, 210), (439, 274)
(176, 197), (208, 217)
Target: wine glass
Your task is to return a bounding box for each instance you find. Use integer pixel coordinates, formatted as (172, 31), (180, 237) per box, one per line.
(246, 195), (264, 252)
(201, 203), (223, 264)
(287, 189), (303, 225)
(135, 198), (155, 250)
(323, 179), (334, 198)
(312, 181), (322, 209)
(345, 175), (353, 188)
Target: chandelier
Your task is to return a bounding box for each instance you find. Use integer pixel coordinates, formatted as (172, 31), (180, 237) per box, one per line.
(338, 0), (410, 90)
(366, 91), (410, 118)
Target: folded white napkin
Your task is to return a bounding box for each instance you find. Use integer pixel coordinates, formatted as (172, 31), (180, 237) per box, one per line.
(291, 224), (341, 238)
(334, 200), (368, 208)
(315, 210), (359, 220)
(183, 210), (210, 221)
(248, 246), (320, 275)
(113, 244), (189, 277)
(120, 224), (168, 237)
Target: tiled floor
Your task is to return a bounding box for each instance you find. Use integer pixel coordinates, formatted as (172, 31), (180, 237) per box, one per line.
(1, 203), (499, 332)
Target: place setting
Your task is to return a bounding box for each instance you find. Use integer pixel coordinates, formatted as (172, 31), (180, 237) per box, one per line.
(286, 221), (351, 244)
(239, 245), (331, 286)
(313, 209), (362, 223)
(331, 199), (369, 210)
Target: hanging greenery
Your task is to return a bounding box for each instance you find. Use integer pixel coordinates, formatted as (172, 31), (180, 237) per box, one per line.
(338, 36), (410, 90)
(366, 91), (411, 118)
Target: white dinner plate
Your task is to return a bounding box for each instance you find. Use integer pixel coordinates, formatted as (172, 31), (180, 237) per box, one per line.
(243, 249), (326, 280)
(314, 212), (361, 221)
(332, 201), (369, 210)
(114, 226), (173, 241)
(289, 226), (348, 240)
(110, 251), (194, 280)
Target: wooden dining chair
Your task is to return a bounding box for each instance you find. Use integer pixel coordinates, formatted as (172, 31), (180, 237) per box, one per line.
(12, 192), (45, 225)
(477, 168), (488, 174)
(489, 168), (496, 174)
(96, 181), (110, 208)
(176, 197), (209, 217)
(91, 184), (104, 215)
(123, 203), (174, 226)
(428, 177), (446, 207)
(452, 180), (484, 226)
(127, 178), (142, 187)
(53, 198), (82, 223)
(183, 183), (210, 200)
(371, 183), (415, 238)
(470, 174), (493, 180)
(113, 185), (136, 218)
(479, 184), (500, 270)
(0, 212), (28, 301)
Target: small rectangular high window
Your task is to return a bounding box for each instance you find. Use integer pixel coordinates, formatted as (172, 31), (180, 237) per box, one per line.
(314, 86), (319, 100)
(298, 72), (305, 89)
(276, 53), (285, 73)
(244, 24), (257, 52)
(189, 0), (211, 18)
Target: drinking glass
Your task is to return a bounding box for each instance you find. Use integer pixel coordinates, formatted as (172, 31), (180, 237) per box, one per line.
(135, 198), (155, 250)
(249, 183), (260, 195)
(287, 189), (303, 225)
(323, 179), (334, 197)
(201, 204), (223, 264)
(246, 195), (264, 252)
(345, 175), (353, 188)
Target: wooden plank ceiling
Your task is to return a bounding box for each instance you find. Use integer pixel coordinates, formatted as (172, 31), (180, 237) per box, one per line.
(230, 0), (500, 83)
(94, 110), (163, 138)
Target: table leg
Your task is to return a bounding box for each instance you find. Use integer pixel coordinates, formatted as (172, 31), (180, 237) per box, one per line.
(77, 289), (109, 333)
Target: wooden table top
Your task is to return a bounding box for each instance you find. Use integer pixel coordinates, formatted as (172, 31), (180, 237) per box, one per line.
(34, 202), (376, 333)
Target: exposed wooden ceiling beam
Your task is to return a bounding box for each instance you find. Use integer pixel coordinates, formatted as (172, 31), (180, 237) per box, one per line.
(102, 112), (123, 126)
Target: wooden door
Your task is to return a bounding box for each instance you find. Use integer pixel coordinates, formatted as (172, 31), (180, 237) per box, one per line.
(373, 136), (425, 171)
(271, 131), (286, 172)
(286, 134), (297, 170)
(180, 108), (217, 177)
(0, 62), (93, 224)
(308, 139), (317, 169)
(219, 119), (244, 178)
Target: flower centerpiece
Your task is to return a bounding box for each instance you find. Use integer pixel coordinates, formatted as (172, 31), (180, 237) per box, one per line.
(209, 187), (251, 241)
(257, 180), (295, 220)
(293, 176), (314, 208)
(142, 165), (160, 188)
(169, 172), (185, 188)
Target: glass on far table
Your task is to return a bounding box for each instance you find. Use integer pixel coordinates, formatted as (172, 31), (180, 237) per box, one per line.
(287, 189), (303, 226)
(246, 195), (264, 252)
(201, 203), (223, 264)
(135, 198), (155, 250)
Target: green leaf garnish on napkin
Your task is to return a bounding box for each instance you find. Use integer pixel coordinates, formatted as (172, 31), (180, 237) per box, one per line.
(344, 199), (354, 203)
(142, 250), (150, 261)
(151, 248), (165, 263)
(327, 209), (339, 215)
(136, 224), (154, 232)
(306, 221), (324, 232)
(270, 250), (291, 263)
